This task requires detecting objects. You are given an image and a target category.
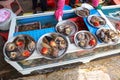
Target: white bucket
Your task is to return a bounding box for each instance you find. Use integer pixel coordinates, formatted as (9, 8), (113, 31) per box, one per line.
(0, 8), (16, 30)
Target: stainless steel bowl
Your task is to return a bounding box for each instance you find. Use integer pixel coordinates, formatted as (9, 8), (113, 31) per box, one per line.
(37, 33), (68, 60)
(56, 20), (78, 36)
(3, 34), (36, 61)
(74, 30), (98, 49)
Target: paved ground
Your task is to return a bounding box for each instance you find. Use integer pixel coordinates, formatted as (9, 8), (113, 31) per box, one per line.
(18, 0), (33, 13)
(13, 55), (120, 80)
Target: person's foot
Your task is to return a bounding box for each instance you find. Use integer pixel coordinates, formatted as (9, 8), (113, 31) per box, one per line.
(33, 9), (37, 14)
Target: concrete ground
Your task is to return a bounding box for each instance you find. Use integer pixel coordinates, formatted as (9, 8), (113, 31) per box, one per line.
(18, 0), (33, 13)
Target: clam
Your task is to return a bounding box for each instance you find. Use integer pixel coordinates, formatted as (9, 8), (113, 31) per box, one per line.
(116, 30), (120, 37)
(77, 33), (85, 40)
(50, 40), (57, 48)
(76, 10), (86, 17)
(59, 43), (66, 50)
(42, 36), (49, 44)
(10, 52), (17, 59)
(6, 42), (16, 51)
(41, 42), (51, 49)
(103, 36), (110, 43)
(45, 36), (53, 42)
(55, 36), (65, 44)
(51, 48), (59, 57)
(90, 16), (98, 23)
(64, 25), (72, 35)
(99, 20), (105, 25)
(51, 33), (59, 40)
(78, 40), (87, 48)
(14, 35), (25, 43)
(27, 41), (35, 51)
(112, 38), (119, 43)
(14, 36), (25, 48)
(100, 31), (105, 38)
(85, 33), (90, 42)
(57, 26), (64, 33)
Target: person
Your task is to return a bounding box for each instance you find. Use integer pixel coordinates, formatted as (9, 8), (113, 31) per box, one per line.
(32, 0), (47, 13)
(69, 0), (77, 8)
(32, 0), (99, 21)
(32, 0), (76, 13)
(54, 0), (65, 21)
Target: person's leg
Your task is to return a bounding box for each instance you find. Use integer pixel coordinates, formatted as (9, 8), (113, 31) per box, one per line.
(32, 0), (38, 13)
(40, 0), (47, 11)
(80, 0), (88, 3)
(69, 0), (76, 8)
(32, 0), (37, 10)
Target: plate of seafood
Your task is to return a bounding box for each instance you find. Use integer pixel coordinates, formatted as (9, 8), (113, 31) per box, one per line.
(75, 7), (90, 17)
(37, 33), (68, 60)
(3, 35), (36, 61)
(16, 22), (41, 32)
(96, 28), (119, 44)
(56, 20), (78, 36)
(74, 30), (97, 49)
(87, 15), (106, 28)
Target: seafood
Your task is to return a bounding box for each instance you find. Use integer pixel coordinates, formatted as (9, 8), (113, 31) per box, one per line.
(22, 50), (30, 57)
(17, 22), (40, 32)
(74, 31), (97, 49)
(56, 20), (78, 36)
(27, 41), (35, 51)
(89, 16), (106, 27)
(10, 52), (17, 59)
(14, 36), (25, 48)
(6, 42), (16, 51)
(78, 40), (87, 47)
(51, 48), (59, 57)
(57, 24), (72, 35)
(64, 25), (72, 35)
(39, 33), (68, 60)
(76, 7), (90, 17)
(4, 35), (35, 61)
(41, 42), (51, 49)
(97, 28), (119, 43)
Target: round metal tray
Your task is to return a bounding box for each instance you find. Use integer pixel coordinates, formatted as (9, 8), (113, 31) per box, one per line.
(37, 33), (68, 60)
(74, 30), (98, 49)
(3, 34), (36, 61)
(87, 15), (106, 28)
(56, 20), (78, 36)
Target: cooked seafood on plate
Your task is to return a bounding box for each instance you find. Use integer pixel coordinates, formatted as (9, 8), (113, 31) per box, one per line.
(96, 28), (119, 43)
(75, 7), (90, 17)
(37, 33), (68, 60)
(3, 35), (36, 61)
(56, 20), (78, 36)
(74, 31), (97, 49)
(88, 15), (106, 28)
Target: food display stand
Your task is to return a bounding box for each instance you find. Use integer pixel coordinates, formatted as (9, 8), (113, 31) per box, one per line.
(5, 5), (120, 75)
